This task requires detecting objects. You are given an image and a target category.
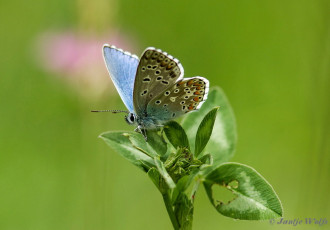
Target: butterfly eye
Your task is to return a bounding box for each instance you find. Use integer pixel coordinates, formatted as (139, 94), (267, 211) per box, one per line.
(125, 113), (136, 125)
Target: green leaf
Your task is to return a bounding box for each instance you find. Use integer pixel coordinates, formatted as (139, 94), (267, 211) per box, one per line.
(172, 169), (200, 204)
(172, 176), (190, 204)
(154, 157), (176, 189)
(148, 168), (161, 189)
(203, 162), (283, 220)
(181, 86), (237, 164)
(139, 159), (155, 171)
(125, 132), (158, 158)
(146, 129), (168, 156)
(164, 121), (190, 150)
(100, 131), (155, 171)
(195, 107), (219, 157)
(147, 168), (167, 194)
(199, 154), (213, 165)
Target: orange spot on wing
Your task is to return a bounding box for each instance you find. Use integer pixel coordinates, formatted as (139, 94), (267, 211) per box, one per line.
(196, 86), (201, 90)
(187, 80), (194, 86)
(194, 91), (200, 95)
(193, 97), (199, 102)
(166, 65), (173, 70)
(188, 106), (194, 110)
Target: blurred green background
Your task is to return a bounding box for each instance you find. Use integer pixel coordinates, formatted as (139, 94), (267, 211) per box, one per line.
(1, 0), (329, 229)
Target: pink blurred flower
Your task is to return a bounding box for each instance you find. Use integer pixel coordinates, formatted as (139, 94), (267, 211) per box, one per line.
(35, 29), (137, 100)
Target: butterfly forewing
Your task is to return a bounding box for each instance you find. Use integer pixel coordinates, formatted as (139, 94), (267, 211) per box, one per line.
(147, 77), (209, 121)
(133, 48), (183, 116)
(103, 45), (139, 113)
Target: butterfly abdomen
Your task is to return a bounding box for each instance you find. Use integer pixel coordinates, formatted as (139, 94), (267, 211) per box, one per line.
(136, 114), (163, 130)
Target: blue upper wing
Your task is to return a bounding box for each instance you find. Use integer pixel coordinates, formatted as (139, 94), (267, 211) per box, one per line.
(103, 45), (139, 113)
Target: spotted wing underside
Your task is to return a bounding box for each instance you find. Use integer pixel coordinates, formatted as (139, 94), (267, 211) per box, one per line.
(133, 48), (184, 116)
(147, 77), (209, 122)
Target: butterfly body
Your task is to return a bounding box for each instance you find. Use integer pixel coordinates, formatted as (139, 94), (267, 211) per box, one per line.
(102, 45), (209, 136)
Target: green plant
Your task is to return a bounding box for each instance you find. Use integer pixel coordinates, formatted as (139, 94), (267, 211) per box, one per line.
(99, 86), (283, 229)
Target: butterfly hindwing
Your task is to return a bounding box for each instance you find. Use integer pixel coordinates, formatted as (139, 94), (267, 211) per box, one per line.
(147, 77), (209, 121)
(133, 48), (184, 116)
(103, 45), (139, 113)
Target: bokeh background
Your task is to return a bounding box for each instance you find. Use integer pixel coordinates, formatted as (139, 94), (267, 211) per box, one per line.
(1, 0), (329, 229)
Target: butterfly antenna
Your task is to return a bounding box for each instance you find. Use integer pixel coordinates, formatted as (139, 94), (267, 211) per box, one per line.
(91, 109), (129, 114)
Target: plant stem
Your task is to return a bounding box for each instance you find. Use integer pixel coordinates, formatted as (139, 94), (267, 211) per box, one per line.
(163, 192), (180, 230)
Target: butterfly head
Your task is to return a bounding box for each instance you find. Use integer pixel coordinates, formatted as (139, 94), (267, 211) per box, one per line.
(125, 112), (137, 125)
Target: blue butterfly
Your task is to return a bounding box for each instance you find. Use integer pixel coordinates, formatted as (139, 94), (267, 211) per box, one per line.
(94, 45), (209, 138)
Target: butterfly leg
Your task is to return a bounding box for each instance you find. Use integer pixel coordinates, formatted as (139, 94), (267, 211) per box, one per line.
(142, 128), (148, 141)
(134, 125), (148, 141)
(142, 123), (149, 141)
(134, 126), (143, 134)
